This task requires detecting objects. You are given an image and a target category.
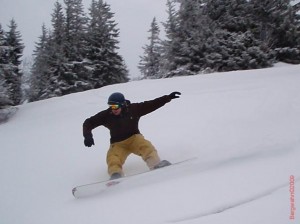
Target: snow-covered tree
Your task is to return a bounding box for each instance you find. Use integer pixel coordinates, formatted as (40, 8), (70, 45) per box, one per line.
(159, 0), (180, 77)
(64, 0), (87, 61)
(250, 0), (296, 47)
(5, 19), (24, 67)
(52, 1), (66, 48)
(47, 1), (71, 96)
(0, 23), (11, 107)
(0, 76), (13, 108)
(86, 0), (128, 87)
(139, 17), (162, 79)
(0, 23), (7, 68)
(29, 0), (128, 102)
(20, 56), (33, 103)
(249, 0), (300, 63)
(29, 25), (52, 102)
(203, 0), (273, 71)
(207, 0), (250, 32)
(165, 0), (215, 77)
(0, 23), (7, 64)
(156, 0), (299, 77)
(2, 19), (24, 105)
(205, 30), (273, 71)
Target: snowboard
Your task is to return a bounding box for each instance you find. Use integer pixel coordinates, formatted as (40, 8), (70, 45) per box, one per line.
(72, 157), (196, 198)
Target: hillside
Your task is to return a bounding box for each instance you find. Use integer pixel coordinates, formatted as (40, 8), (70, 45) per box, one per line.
(0, 64), (299, 224)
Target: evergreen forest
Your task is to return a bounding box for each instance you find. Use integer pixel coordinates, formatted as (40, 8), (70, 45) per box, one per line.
(1, 0), (300, 107)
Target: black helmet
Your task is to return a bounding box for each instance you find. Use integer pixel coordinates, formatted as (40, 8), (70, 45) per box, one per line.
(108, 92), (125, 105)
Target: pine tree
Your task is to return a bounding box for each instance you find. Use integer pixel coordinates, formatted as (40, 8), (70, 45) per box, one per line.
(20, 56), (33, 102)
(249, 0), (300, 63)
(160, 0), (180, 77)
(47, 1), (70, 96)
(0, 23), (7, 64)
(0, 75), (12, 108)
(205, 30), (273, 71)
(0, 23), (13, 107)
(29, 25), (52, 102)
(5, 20), (24, 67)
(0, 23), (7, 69)
(157, 0), (299, 76)
(166, 0), (214, 76)
(139, 17), (162, 79)
(52, 1), (66, 48)
(207, 0), (250, 32)
(204, 0), (273, 71)
(3, 19), (24, 105)
(250, 0), (296, 47)
(51, 0), (90, 96)
(64, 0), (87, 61)
(86, 0), (128, 87)
(29, 0), (128, 102)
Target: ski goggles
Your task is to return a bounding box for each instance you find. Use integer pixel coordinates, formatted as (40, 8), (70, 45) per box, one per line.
(109, 104), (121, 110)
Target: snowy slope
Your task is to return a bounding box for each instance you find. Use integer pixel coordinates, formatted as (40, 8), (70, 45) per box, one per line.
(0, 64), (300, 224)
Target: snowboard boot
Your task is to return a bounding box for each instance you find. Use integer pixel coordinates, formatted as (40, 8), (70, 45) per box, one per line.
(110, 173), (122, 180)
(153, 160), (172, 169)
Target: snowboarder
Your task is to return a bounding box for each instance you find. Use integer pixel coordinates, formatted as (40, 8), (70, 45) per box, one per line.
(83, 91), (181, 179)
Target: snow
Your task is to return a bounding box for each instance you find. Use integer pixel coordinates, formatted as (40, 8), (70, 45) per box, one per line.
(1, 64), (300, 223)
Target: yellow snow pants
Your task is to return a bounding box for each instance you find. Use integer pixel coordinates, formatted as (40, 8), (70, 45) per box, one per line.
(106, 134), (160, 176)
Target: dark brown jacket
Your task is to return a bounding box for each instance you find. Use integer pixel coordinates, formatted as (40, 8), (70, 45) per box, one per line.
(83, 95), (171, 143)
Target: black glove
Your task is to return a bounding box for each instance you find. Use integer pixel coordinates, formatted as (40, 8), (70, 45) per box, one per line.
(84, 136), (95, 147)
(169, 91), (181, 100)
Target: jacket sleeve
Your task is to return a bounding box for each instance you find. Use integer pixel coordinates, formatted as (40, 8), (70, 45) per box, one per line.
(132, 95), (171, 117)
(83, 111), (106, 138)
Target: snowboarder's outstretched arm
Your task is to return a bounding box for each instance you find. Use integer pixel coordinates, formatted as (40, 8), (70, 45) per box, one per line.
(132, 92), (181, 117)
